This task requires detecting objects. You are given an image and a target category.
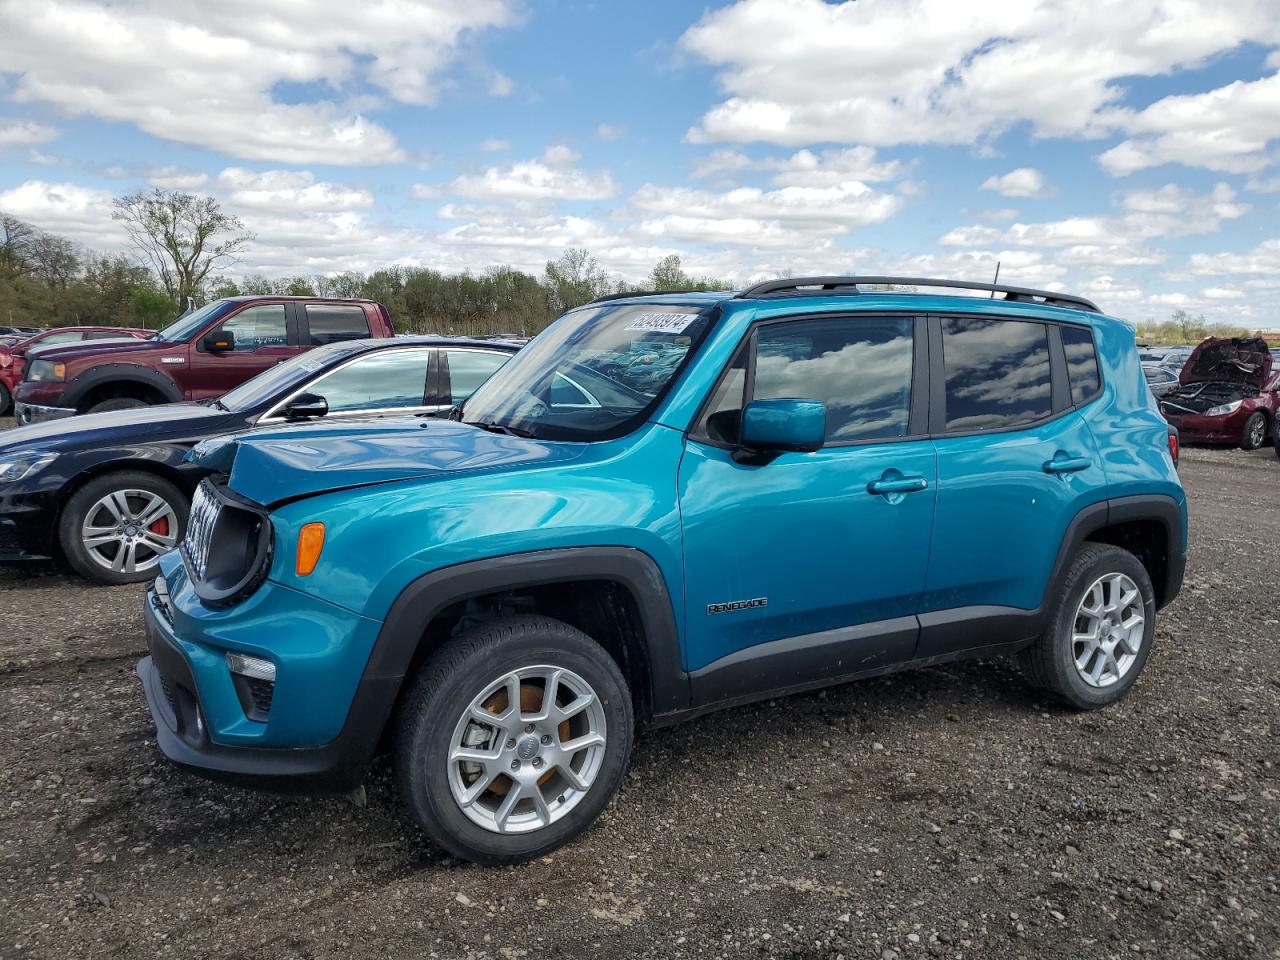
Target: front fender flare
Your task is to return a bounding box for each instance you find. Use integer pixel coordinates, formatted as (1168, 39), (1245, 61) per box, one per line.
(62, 364), (183, 410)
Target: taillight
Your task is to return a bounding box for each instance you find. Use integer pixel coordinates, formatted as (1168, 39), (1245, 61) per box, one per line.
(1167, 428), (1179, 465)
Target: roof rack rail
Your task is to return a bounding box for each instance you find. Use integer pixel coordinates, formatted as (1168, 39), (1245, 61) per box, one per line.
(734, 276), (1100, 313)
(587, 289), (702, 305)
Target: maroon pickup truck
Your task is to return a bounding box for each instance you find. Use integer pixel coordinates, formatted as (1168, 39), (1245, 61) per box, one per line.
(13, 296), (395, 424)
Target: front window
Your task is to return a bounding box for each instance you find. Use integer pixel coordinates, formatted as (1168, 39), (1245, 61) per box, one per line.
(151, 301), (233, 343)
(302, 348), (432, 413)
(220, 304), (287, 351)
(459, 303), (715, 440)
(220, 342), (361, 412)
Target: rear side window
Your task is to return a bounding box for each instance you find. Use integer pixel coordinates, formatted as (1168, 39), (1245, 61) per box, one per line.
(941, 317), (1052, 432)
(306, 304), (370, 345)
(1060, 325), (1102, 403)
(699, 316), (915, 444)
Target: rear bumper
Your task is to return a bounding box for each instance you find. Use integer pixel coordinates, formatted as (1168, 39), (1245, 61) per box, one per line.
(14, 401), (75, 426)
(137, 574), (395, 793)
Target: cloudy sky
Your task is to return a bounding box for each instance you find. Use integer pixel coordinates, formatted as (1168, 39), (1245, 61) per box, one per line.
(1, 0), (1279, 324)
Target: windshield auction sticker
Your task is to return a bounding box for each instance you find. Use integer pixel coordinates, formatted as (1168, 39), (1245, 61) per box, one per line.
(623, 312), (700, 334)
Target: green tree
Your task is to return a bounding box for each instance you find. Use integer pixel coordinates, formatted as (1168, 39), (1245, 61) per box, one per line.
(544, 248), (613, 312)
(112, 189), (253, 307)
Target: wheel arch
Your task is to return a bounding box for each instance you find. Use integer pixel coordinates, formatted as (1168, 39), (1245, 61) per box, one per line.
(62, 365), (182, 412)
(368, 547), (688, 742)
(54, 457), (196, 552)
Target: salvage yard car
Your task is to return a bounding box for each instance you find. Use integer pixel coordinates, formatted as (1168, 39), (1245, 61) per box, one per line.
(0, 337), (517, 584)
(1159, 336), (1277, 450)
(12, 295), (395, 425)
(0, 324), (150, 416)
(137, 277), (1187, 864)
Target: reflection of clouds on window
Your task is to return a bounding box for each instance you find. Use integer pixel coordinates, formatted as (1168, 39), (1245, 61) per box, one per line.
(943, 318), (1051, 431)
(1060, 325), (1101, 403)
(754, 320), (913, 442)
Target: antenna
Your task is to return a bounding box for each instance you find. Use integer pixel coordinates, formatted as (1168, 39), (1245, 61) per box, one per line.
(990, 261), (1001, 298)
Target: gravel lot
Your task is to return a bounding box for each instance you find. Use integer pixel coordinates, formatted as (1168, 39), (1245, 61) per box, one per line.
(1, 413), (1277, 960)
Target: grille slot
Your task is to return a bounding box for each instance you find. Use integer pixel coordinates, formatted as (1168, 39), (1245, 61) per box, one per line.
(183, 481), (222, 580)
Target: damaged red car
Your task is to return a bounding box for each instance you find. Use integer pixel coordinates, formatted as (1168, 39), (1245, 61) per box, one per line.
(1159, 336), (1278, 450)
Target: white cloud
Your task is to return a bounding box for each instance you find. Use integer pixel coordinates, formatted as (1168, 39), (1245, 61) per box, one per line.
(981, 168), (1053, 198)
(488, 71), (514, 96)
(680, 0), (1280, 159)
(0, 118), (57, 148)
(1202, 287), (1245, 299)
(1188, 238), (1280, 275)
(692, 148), (755, 180)
(690, 145), (903, 187)
(216, 168), (373, 212)
(1098, 72), (1280, 175)
(631, 180), (903, 249)
(147, 166), (208, 189)
(0, 0), (518, 164)
(0, 179), (126, 246)
(596, 123), (626, 141)
(479, 138), (511, 152)
(976, 207), (1020, 223)
(444, 146), (619, 201)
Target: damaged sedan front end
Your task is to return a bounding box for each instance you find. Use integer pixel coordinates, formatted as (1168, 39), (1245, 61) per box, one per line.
(1160, 337), (1278, 449)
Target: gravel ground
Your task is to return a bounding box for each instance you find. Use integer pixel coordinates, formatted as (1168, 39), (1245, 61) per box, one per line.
(1, 414), (1277, 960)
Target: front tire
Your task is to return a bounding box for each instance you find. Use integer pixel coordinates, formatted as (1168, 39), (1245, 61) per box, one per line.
(1020, 543), (1156, 710)
(394, 615), (633, 865)
(59, 471), (187, 585)
(1240, 411), (1267, 450)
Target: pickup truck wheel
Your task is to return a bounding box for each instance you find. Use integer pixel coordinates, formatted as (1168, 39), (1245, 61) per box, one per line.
(394, 615), (633, 865)
(59, 471), (187, 585)
(0, 381), (11, 416)
(1019, 543), (1156, 710)
(88, 397), (148, 414)
(1240, 411), (1267, 450)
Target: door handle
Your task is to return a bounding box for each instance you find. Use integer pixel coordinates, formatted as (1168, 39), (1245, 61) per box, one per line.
(1043, 455), (1092, 474)
(867, 475), (929, 495)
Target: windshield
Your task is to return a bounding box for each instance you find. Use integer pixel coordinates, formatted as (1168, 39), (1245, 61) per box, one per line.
(220, 342), (360, 412)
(151, 300), (234, 343)
(459, 303), (716, 441)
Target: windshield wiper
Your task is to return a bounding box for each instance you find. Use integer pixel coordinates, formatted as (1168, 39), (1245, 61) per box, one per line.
(464, 419), (537, 439)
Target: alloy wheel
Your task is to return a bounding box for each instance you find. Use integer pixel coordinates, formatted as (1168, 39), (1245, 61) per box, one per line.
(446, 664), (607, 834)
(1071, 572), (1144, 688)
(80, 488), (179, 575)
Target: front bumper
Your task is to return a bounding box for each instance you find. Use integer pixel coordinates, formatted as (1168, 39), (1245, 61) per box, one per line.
(0, 489), (58, 561)
(14, 401), (75, 426)
(137, 571), (397, 793)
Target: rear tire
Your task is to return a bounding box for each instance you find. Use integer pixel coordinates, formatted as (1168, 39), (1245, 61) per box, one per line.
(1240, 411), (1267, 450)
(1019, 543), (1156, 710)
(394, 614), (633, 865)
(87, 397), (148, 414)
(59, 470), (187, 585)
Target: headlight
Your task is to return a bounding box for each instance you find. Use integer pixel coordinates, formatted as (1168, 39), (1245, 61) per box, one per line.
(1204, 400), (1243, 417)
(0, 453), (57, 483)
(27, 359), (65, 382)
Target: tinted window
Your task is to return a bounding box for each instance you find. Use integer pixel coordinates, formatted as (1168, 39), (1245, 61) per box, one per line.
(942, 317), (1052, 431)
(1060, 325), (1101, 403)
(446, 349), (511, 406)
(84, 330), (130, 340)
(305, 348), (430, 413)
(221, 304), (287, 351)
(306, 304), (370, 345)
(38, 330), (86, 345)
(700, 317), (914, 444)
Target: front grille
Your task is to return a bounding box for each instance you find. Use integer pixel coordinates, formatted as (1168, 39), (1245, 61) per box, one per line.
(183, 481), (222, 580)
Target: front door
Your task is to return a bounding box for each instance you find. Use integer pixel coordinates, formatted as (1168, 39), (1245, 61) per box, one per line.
(189, 302), (302, 400)
(678, 313), (936, 706)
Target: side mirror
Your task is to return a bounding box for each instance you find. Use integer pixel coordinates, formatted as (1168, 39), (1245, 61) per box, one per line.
(739, 398), (826, 454)
(282, 392), (328, 421)
(202, 328), (235, 352)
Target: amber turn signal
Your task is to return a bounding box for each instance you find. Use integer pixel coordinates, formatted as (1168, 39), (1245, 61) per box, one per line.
(296, 522), (325, 576)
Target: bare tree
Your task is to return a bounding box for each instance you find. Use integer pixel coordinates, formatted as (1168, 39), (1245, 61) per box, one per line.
(544, 248), (613, 312)
(30, 232), (80, 289)
(0, 213), (37, 276)
(112, 190), (253, 306)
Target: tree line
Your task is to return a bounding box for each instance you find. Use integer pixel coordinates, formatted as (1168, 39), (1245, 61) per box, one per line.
(0, 188), (1262, 342)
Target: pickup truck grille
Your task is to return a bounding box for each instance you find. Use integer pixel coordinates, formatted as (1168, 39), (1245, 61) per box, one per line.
(183, 481), (222, 581)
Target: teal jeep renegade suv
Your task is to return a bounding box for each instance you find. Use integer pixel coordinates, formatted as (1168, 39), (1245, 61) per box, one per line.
(138, 277), (1187, 864)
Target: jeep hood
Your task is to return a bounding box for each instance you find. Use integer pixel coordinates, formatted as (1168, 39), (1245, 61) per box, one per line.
(188, 417), (582, 506)
(1179, 337), (1271, 386)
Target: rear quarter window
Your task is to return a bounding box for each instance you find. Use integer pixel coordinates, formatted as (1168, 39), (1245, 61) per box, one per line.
(1060, 325), (1102, 404)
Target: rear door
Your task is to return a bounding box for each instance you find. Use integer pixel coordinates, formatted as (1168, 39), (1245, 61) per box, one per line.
(918, 315), (1108, 657)
(189, 302), (300, 400)
(298, 303), (373, 346)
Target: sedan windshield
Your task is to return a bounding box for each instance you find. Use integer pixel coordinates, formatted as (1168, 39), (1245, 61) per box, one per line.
(459, 303), (715, 441)
(151, 300), (234, 343)
(219, 341), (365, 412)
